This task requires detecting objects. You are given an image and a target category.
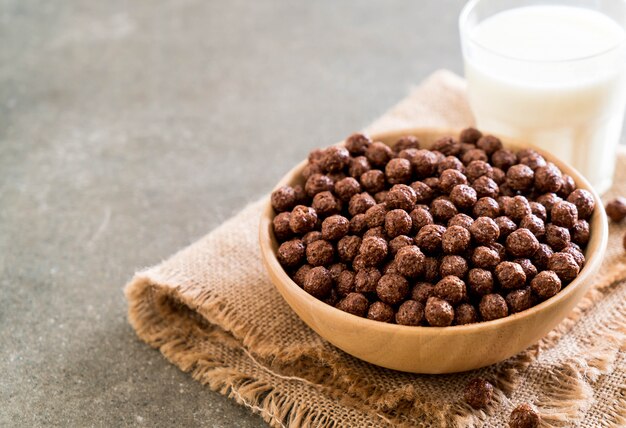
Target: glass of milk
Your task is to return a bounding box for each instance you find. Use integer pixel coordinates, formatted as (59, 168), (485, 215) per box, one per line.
(459, 0), (626, 194)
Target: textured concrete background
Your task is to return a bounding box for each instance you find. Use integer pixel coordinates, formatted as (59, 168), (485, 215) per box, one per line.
(1, 0), (476, 426)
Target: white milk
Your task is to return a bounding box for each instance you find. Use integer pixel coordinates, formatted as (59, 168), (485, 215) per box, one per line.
(464, 5), (626, 193)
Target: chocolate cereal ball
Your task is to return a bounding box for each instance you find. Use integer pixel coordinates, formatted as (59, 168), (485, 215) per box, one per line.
(321, 215), (349, 241)
(571, 220), (590, 246)
(509, 403), (541, 428)
(348, 192), (376, 216)
(302, 231), (322, 246)
(422, 257), (440, 282)
(416, 224), (447, 254)
(545, 224), (570, 251)
(450, 184), (478, 209)
(367, 301), (395, 322)
(440, 255), (469, 279)
(290, 205), (318, 234)
(336, 292), (369, 317)
(348, 156), (371, 178)
(336, 270), (355, 296)
(533, 243), (554, 270)
(462, 148), (488, 165)
(385, 209), (412, 238)
(548, 252), (580, 283)
(312, 191), (341, 217)
(558, 174), (576, 198)
(473, 197), (500, 218)
(396, 300), (425, 326)
(476, 135), (503, 155)
(432, 136), (461, 157)
(566, 189), (595, 220)
(491, 167), (506, 185)
(479, 293), (508, 321)
(519, 214), (545, 239)
(359, 236), (388, 266)
(439, 169), (468, 194)
(495, 216), (517, 240)
(531, 270), (561, 299)
(460, 127), (483, 145)
(506, 287), (533, 313)
(389, 235), (413, 256)
(434, 275), (467, 305)
(506, 228), (539, 258)
(412, 149), (439, 177)
(354, 267), (381, 293)
(411, 282), (435, 304)
(491, 149), (517, 171)
(514, 258), (538, 280)
(606, 197), (626, 222)
(519, 153), (546, 171)
(410, 181), (435, 204)
(349, 213), (367, 235)
(360, 169), (385, 193)
(364, 226), (385, 239)
(562, 244), (585, 268)
(293, 264), (313, 287)
(530, 202), (547, 222)
(466, 160), (493, 182)
(334, 177), (361, 202)
(376, 273), (409, 305)
(271, 186), (296, 213)
(374, 190), (389, 204)
(385, 158), (412, 184)
(505, 196), (532, 222)
(273, 212), (292, 241)
(495, 261), (527, 290)
(320, 146), (350, 172)
(535, 163), (562, 193)
(277, 239), (305, 268)
(345, 133), (371, 155)
(506, 164), (534, 191)
(472, 176), (499, 199)
(472, 246), (500, 270)
(410, 207), (434, 231)
(455, 303), (478, 325)
(431, 197), (459, 222)
(470, 217), (500, 245)
(394, 245), (425, 278)
(536, 192), (562, 214)
(442, 225), (471, 254)
(448, 213), (474, 230)
(394, 135), (420, 152)
(468, 268), (494, 296)
(306, 239), (334, 266)
(365, 203), (387, 228)
(464, 378), (494, 408)
(304, 266), (333, 298)
(425, 296), (455, 326)
(386, 184), (417, 211)
(551, 200), (578, 228)
(305, 173), (334, 197)
(365, 141), (393, 167)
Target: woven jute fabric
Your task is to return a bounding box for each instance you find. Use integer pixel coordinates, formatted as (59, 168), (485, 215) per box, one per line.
(125, 70), (626, 427)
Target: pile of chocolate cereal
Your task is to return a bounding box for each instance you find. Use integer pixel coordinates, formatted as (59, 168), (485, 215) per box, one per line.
(271, 129), (595, 326)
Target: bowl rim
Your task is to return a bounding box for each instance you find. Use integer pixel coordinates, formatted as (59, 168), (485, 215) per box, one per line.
(259, 127), (609, 336)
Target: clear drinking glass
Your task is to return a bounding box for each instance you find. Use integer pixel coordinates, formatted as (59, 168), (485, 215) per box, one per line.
(459, 0), (626, 194)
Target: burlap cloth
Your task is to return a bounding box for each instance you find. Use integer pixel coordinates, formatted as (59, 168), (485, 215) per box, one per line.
(125, 70), (626, 427)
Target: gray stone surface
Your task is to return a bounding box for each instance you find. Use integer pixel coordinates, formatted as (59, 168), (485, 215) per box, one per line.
(0, 1), (467, 426)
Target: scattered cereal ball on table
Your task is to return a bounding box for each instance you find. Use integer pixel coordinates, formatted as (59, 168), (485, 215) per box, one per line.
(509, 403), (541, 428)
(606, 197), (626, 222)
(336, 292), (369, 317)
(531, 270), (561, 300)
(479, 293), (509, 321)
(623, 230), (626, 251)
(395, 300), (424, 326)
(425, 296), (455, 326)
(367, 301), (394, 322)
(464, 378), (494, 409)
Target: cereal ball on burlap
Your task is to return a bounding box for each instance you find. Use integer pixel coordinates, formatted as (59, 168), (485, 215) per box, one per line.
(365, 203), (387, 228)
(448, 213), (474, 230)
(491, 148), (517, 171)
(293, 264), (312, 287)
(462, 148), (489, 165)
(289, 205), (318, 234)
(271, 186), (296, 213)
(519, 152), (547, 171)
(389, 235), (413, 256)
(349, 213), (367, 235)
(479, 293), (509, 321)
(385, 158), (412, 185)
(354, 267), (381, 293)
(434, 275), (467, 305)
(464, 378), (494, 408)
(551, 200), (578, 228)
(306, 239), (334, 266)
(365, 141), (393, 167)
(425, 296), (455, 326)
(450, 185), (478, 210)
(334, 177), (361, 202)
(410, 181), (435, 204)
(364, 226), (385, 239)
(506, 228), (540, 258)
(571, 219), (590, 246)
(376, 273), (409, 305)
(321, 215), (349, 241)
(345, 133), (372, 155)
(472, 176), (499, 199)
(466, 160), (493, 182)
(302, 231), (320, 250)
(273, 212), (292, 241)
(396, 300), (425, 326)
(440, 169), (468, 194)
(545, 224), (571, 251)
(535, 163), (563, 193)
(367, 301), (395, 322)
(495, 216), (517, 240)
(566, 189), (595, 220)
(431, 197), (459, 222)
(495, 261), (527, 290)
(393, 135), (420, 152)
(455, 303), (478, 325)
(442, 225), (471, 254)
(558, 174), (576, 198)
(384, 184), (417, 211)
(312, 191), (341, 217)
(548, 252), (580, 283)
(410, 149), (438, 178)
(410, 207), (434, 233)
(320, 146), (350, 173)
(505, 195), (532, 222)
(562, 244), (585, 268)
(385, 209), (413, 238)
(348, 156), (371, 178)
(530, 270), (561, 300)
(519, 214), (545, 239)
(411, 282), (435, 304)
(360, 169), (385, 193)
(477, 135), (503, 155)
(472, 246), (500, 270)
(533, 243), (554, 270)
(336, 270), (355, 296)
(305, 173), (334, 197)
(440, 255), (469, 279)
(348, 192), (376, 216)
(606, 197), (626, 222)
(468, 268), (494, 296)
(432, 136), (461, 156)
(336, 292), (369, 317)
(460, 127), (483, 145)
(438, 156), (465, 175)
(359, 236), (388, 267)
(506, 164), (534, 191)
(469, 217), (500, 245)
(473, 197), (500, 218)
(277, 239), (305, 267)
(394, 245), (425, 278)
(304, 266), (333, 297)
(509, 403), (541, 428)
(506, 287), (533, 313)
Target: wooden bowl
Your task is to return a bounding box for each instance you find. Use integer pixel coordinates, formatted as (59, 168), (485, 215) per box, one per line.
(259, 128), (608, 373)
